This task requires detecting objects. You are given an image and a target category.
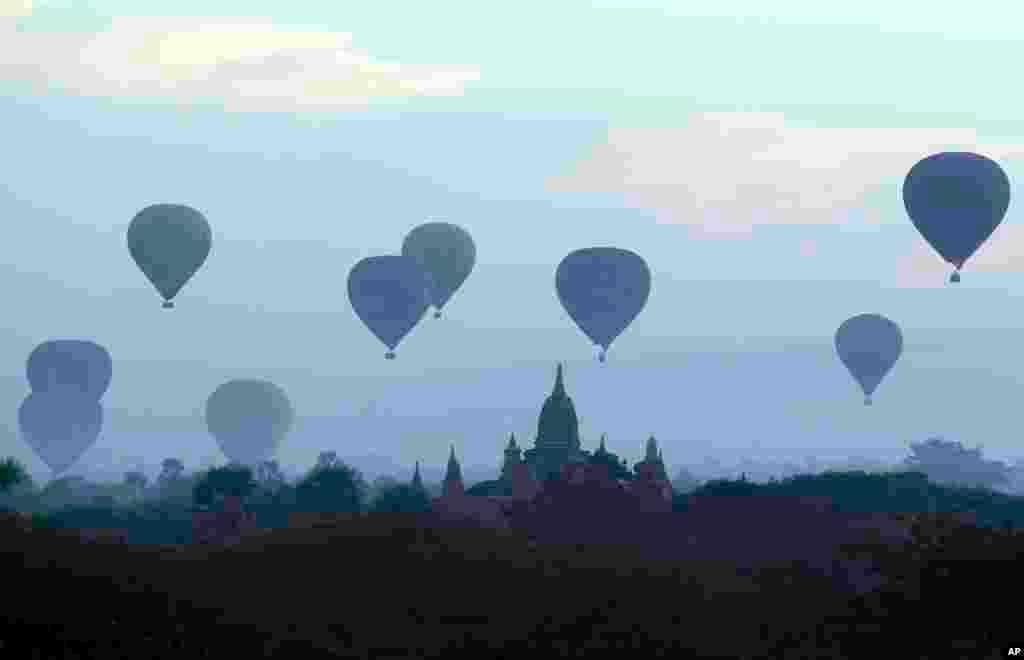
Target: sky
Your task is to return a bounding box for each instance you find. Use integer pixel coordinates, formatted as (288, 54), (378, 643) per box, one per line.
(4, 1), (1024, 484)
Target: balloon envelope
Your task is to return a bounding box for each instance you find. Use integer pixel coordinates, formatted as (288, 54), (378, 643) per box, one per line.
(347, 256), (432, 353)
(556, 248), (651, 352)
(205, 380), (293, 466)
(19, 390), (103, 475)
(127, 204), (212, 304)
(902, 152), (1010, 270)
(401, 222), (476, 314)
(834, 314), (903, 401)
(26, 340), (112, 400)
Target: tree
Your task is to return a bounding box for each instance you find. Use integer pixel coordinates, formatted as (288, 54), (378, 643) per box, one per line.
(672, 468), (701, 494)
(192, 464), (258, 511)
(316, 451), (340, 470)
(157, 458), (185, 487)
(294, 461), (367, 513)
(372, 475), (400, 492)
(370, 483), (432, 514)
(0, 457), (28, 494)
(255, 460), (286, 490)
(905, 437), (1011, 490)
(91, 494), (116, 509)
(123, 471), (148, 502)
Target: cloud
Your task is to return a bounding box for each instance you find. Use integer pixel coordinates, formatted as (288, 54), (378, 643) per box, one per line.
(547, 112), (1024, 238)
(0, 0), (31, 19)
(894, 223), (1024, 287)
(0, 16), (480, 111)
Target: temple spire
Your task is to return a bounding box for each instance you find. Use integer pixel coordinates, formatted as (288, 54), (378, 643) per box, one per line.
(442, 445), (464, 497)
(411, 460), (423, 490)
(445, 445), (462, 482)
(599, 433), (607, 453)
(502, 432), (523, 482)
(552, 363), (565, 398)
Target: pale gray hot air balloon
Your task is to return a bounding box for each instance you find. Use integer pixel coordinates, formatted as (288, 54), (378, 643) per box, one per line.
(347, 255), (433, 359)
(556, 247), (651, 362)
(127, 204), (212, 308)
(835, 314), (903, 405)
(903, 152), (1011, 284)
(205, 380), (294, 466)
(19, 390), (103, 476)
(401, 222), (475, 319)
(26, 340), (112, 400)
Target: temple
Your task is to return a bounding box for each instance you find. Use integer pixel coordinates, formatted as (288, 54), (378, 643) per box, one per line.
(431, 363), (673, 527)
(524, 363), (588, 481)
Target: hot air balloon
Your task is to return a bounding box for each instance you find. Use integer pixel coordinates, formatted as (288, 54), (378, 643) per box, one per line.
(127, 204), (212, 308)
(347, 255), (433, 359)
(401, 222), (476, 319)
(19, 390), (103, 475)
(556, 247), (651, 362)
(26, 340), (112, 400)
(903, 152), (1011, 284)
(835, 314), (903, 405)
(205, 380), (294, 466)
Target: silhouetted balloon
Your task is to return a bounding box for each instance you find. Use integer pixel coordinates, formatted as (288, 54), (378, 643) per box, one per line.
(556, 248), (651, 361)
(127, 204), (212, 308)
(835, 314), (903, 405)
(26, 340), (112, 400)
(401, 222), (476, 319)
(903, 152), (1011, 283)
(205, 380), (293, 466)
(347, 256), (432, 359)
(19, 390), (103, 475)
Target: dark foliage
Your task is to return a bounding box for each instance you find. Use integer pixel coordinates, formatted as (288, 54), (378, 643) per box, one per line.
(692, 469), (1024, 528)
(294, 462), (367, 514)
(192, 464), (258, 511)
(370, 483), (432, 513)
(5, 506), (1021, 657)
(12, 455), (1024, 656)
(0, 457), (28, 494)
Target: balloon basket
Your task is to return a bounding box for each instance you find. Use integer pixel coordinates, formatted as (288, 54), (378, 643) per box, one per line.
(385, 352), (396, 360)
(598, 352), (606, 363)
(864, 397), (872, 406)
(949, 271), (960, 284)
(434, 311), (442, 319)
(162, 301), (174, 309)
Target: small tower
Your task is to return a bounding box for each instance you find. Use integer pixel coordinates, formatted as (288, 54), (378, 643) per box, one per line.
(501, 433), (522, 482)
(644, 435), (659, 462)
(642, 435), (669, 482)
(655, 447), (669, 482)
(411, 460), (424, 492)
(442, 445), (464, 498)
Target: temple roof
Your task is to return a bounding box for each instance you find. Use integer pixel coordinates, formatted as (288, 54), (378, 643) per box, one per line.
(535, 363), (580, 451)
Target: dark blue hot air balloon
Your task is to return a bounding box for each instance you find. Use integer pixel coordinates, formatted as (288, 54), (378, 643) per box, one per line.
(26, 340), (112, 400)
(835, 314), (903, 406)
(401, 222), (476, 319)
(903, 152), (1011, 284)
(18, 390), (103, 475)
(347, 255), (433, 359)
(127, 203), (212, 308)
(556, 247), (651, 362)
(205, 380), (294, 466)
